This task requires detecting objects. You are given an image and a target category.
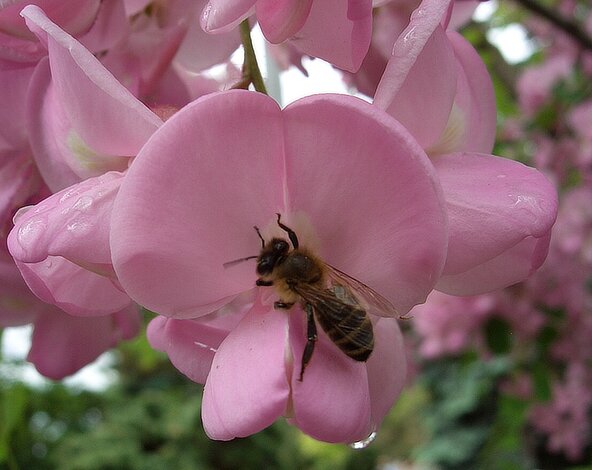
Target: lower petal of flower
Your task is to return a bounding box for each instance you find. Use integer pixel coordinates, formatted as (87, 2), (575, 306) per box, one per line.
(202, 301), (290, 440)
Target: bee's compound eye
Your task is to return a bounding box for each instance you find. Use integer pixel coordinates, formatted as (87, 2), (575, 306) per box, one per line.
(257, 258), (273, 275)
(274, 240), (289, 252)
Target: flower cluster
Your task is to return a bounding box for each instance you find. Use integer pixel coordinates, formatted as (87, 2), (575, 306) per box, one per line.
(410, 1), (592, 461)
(1, 0), (558, 444)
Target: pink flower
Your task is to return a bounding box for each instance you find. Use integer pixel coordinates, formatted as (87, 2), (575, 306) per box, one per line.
(0, 250), (140, 379)
(111, 90), (448, 442)
(374, 0), (558, 295)
(8, 171), (132, 316)
(517, 56), (573, 116)
(345, 0), (476, 98)
(530, 363), (592, 461)
(200, 0), (373, 72)
(21, 5), (163, 192)
(0, 0), (100, 62)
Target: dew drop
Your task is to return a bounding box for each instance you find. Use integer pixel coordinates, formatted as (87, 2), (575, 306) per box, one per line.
(394, 26), (417, 57)
(72, 195), (93, 211)
(18, 218), (46, 249)
(59, 187), (79, 203)
(349, 430), (377, 450)
(66, 220), (90, 235)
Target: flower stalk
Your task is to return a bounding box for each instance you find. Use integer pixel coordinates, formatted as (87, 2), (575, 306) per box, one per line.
(238, 20), (268, 94)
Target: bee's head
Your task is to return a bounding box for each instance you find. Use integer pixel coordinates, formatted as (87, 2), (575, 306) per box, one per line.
(256, 238), (290, 275)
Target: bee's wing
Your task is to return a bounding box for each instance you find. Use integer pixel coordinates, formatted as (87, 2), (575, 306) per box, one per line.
(323, 263), (398, 318)
(292, 283), (374, 355)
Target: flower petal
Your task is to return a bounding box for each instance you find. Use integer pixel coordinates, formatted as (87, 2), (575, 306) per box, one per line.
(8, 171), (122, 266)
(374, 19), (457, 150)
(366, 317), (406, 430)
(28, 304), (139, 379)
(14, 257), (131, 316)
(432, 31), (495, 155)
(288, 309), (371, 443)
(22, 5), (162, 189)
(0, 252), (43, 326)
(0, 0), (100, 61)
(147, 295), (251, 385)
(434, 152), (558, 294)
(174, 9), (241, 72)
(283, 94), (448, 315)
(200, 0), (256, 33)
(111, 90), (285, 318)
(437, 233), (552, 295)
(0, 61), (35, 151)
(201, 301), (290, 440)
(290, 0), (373, 72)
(256, 0), (313, 43)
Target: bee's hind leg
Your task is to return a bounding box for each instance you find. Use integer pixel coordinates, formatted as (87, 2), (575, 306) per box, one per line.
(299, 303), (317, 381)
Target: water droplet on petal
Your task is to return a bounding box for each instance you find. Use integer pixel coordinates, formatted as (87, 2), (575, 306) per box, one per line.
(72, 195), (93, 211)
(18, 218), (46, 250)
(349, 430), (377, 450)
(67, 220), (91, 236)
(60, 187), (79, 203)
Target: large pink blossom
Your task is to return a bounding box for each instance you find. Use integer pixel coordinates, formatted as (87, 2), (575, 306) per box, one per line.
(200, 0), (373, 72)
(110, 90), (448, 442)
(374, 0), (558, 295)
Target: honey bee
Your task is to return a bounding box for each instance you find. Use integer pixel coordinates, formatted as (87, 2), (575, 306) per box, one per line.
(225, 214), (398, 381)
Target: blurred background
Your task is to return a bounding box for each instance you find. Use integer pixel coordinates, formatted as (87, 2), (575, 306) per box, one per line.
(2, 1), (592, 468)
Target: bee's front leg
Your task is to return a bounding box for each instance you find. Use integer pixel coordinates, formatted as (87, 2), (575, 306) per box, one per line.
(299, 303), (317, 381)
(256, 279), (273, 286)
(273, 300), (294, 309)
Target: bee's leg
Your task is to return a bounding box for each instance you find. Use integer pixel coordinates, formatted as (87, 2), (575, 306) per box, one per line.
(299, 303), (317, 382)
(275, 213), (299, 249)
(253, 226), (265, 248)
(256, 279), (273, 286)
(273, 301), (294, 309)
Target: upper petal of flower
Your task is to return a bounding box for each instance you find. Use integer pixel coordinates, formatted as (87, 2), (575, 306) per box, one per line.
(111, 90), (286, 318)
(434, 152), (558, 295)
(283, 94), (448, 315)
(112, 90), (447, 318)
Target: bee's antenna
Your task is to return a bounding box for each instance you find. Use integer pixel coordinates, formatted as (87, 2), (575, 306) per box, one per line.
(254, 226), (265, 248)
(223, 255), (258, 269)
(276, 213), (299, 249)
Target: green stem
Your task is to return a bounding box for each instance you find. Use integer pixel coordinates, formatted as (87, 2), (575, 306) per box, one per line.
(239, 20), (268, 94)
